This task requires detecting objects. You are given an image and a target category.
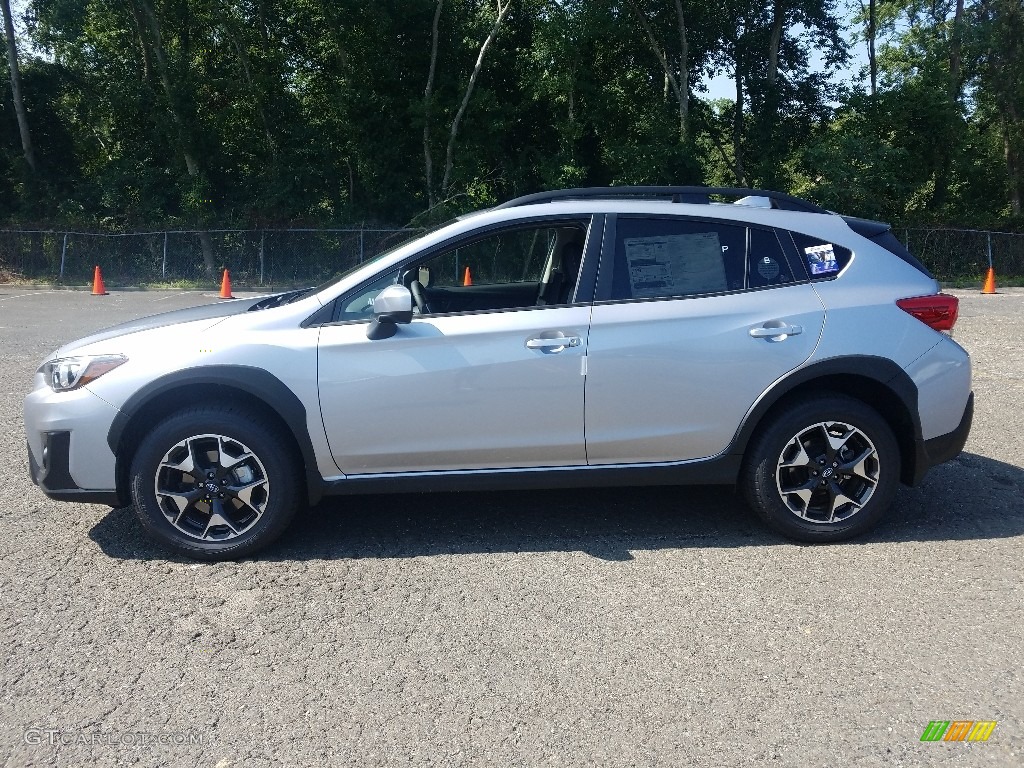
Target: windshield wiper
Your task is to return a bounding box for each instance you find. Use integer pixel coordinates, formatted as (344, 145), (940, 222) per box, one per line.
(248, 288), (311, 311)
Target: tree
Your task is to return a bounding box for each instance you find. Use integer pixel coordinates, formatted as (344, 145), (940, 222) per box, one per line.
(438, 0), (513, 205)
(2, 0), (36, 173)
(423, 0), (445, 209)
(974, 0), (1024, 216)
(625, 0), (693, 144)
(133, 0), (219, 274)
(0, 0), (1016, 237)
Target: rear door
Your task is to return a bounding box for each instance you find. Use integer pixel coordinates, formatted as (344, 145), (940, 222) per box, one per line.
(584, 215), (826, 464)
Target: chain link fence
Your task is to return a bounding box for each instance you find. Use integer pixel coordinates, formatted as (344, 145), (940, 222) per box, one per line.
(0, 225), (1022, 286)
(0, 228), (421, 287)
(903, 228), (1024, 280)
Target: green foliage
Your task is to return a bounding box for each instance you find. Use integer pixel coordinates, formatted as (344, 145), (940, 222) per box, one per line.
(0, 0), (1018, 231)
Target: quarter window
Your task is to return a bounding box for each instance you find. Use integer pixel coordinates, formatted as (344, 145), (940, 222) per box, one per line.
(790, 232), (853, 279)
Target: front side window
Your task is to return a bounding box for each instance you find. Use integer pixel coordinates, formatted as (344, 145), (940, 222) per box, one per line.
(336, 221), (589, 321)
(423, 226), (552, 287)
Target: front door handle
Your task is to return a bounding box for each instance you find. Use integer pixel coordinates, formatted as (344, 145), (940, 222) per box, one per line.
(526, 335), (581, 350)
(749, 323), (803, 340)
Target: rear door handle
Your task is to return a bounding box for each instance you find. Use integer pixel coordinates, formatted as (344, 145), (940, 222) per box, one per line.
(749, 323), (803, 339)
(526, 336), (581, 350)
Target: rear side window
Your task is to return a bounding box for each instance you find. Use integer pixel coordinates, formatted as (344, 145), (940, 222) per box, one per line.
(609, 217), (794, 301)
(748, 227), (794, 288)
(790, 232), (853, 280)
(610, 218), (744, 300)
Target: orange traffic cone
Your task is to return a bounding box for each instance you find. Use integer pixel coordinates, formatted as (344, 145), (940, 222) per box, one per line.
(91, 265), (108, 295)
(219, 269), (234, 299)
(462, 266), (472, 286)
(981, 266), (997, 295)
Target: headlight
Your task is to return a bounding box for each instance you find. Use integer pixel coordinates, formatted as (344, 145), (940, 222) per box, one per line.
(41, 355), (127, 392)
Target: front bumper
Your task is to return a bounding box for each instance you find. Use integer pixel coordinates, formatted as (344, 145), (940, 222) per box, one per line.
(24, 379), (124, 506)
(28, 433), (121, 506)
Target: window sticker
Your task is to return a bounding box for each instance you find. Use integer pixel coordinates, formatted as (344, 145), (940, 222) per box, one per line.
(805, 243), (839, 275)
(757, 256), (780, 280)
(623, 233), (727, 298)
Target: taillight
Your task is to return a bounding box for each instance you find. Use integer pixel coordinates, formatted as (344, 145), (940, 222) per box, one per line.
(896, 294), (959, 332)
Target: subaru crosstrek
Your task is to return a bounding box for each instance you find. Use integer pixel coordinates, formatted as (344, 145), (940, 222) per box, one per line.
(25, 186), (973, 559)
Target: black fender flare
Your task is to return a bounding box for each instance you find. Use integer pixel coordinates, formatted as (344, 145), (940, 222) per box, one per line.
(727, 355), (921, 473)
(107, 365), (325, 504)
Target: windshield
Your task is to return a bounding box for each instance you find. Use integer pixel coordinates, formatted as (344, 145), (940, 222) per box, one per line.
(314, 221), (454, 293)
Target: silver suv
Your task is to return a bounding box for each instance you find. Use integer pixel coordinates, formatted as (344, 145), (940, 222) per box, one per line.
(25, 187), (973, 559)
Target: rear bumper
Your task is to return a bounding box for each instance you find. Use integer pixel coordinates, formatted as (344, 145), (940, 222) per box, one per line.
(28, 433), (121, 507)
(910, 391), (973, 485)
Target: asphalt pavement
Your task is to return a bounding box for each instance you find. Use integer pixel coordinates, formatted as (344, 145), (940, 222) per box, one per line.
(0, 287), (1021, 767)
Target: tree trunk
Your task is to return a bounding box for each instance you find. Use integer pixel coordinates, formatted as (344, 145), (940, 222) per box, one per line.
(440, 0), (511, 199)
(706, 110), (738, 177)
(760, 0), (786, 187)
(197, 231), (218, 277)
(345, 157), (355, 208)
(1005, 108), (1023, 216)
(220, 10), (276, 162)
(135, 0), (194, 163)
(135, 0), (217, 275)
(949, 0), (965, 102)
(424, 0), (443, 209)
(933, 0), (966, 210)
(767, 0), (784, 89)
(127, 1), (153, 80)
(1, 0), (36, 173)
(626, 0), (689, 143)
(992, 0), (1024, 215)
(868, 0), (877, 96)
(673, 0), (690, 141)
(733, 73), (747, 186)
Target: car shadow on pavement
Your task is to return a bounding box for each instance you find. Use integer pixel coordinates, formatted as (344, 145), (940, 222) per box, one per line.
(89, 451), (1024, 562)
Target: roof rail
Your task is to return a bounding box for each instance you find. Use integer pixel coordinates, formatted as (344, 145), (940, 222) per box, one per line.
(493, 186), (829, 214)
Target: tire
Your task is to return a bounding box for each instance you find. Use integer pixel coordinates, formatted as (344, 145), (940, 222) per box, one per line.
(129, 405), (302, 560)
(741, 394), (900, 543)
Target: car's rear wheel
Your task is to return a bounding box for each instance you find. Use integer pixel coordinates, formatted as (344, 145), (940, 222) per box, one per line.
(741, 394), (900, 542)
(129, 406), (301, 560)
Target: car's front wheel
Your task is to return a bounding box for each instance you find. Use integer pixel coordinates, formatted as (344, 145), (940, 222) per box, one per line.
(741, 394), (900, 542)
(129, 406), (301, 560)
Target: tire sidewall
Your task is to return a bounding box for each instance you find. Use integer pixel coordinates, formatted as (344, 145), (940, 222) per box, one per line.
(129, 407), (300, 560)
(743, 395), (900, 543)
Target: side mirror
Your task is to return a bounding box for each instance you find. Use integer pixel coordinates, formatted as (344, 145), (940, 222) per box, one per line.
(367, 284), (413, 340)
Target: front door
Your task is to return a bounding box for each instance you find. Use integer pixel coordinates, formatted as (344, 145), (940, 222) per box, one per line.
(318, 220), (594, 475)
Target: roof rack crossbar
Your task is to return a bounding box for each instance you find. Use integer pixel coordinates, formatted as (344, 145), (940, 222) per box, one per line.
(493, 186), (828, 214)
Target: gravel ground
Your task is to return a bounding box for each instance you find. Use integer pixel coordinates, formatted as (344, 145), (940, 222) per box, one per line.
(0, 287), (1021, 767)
